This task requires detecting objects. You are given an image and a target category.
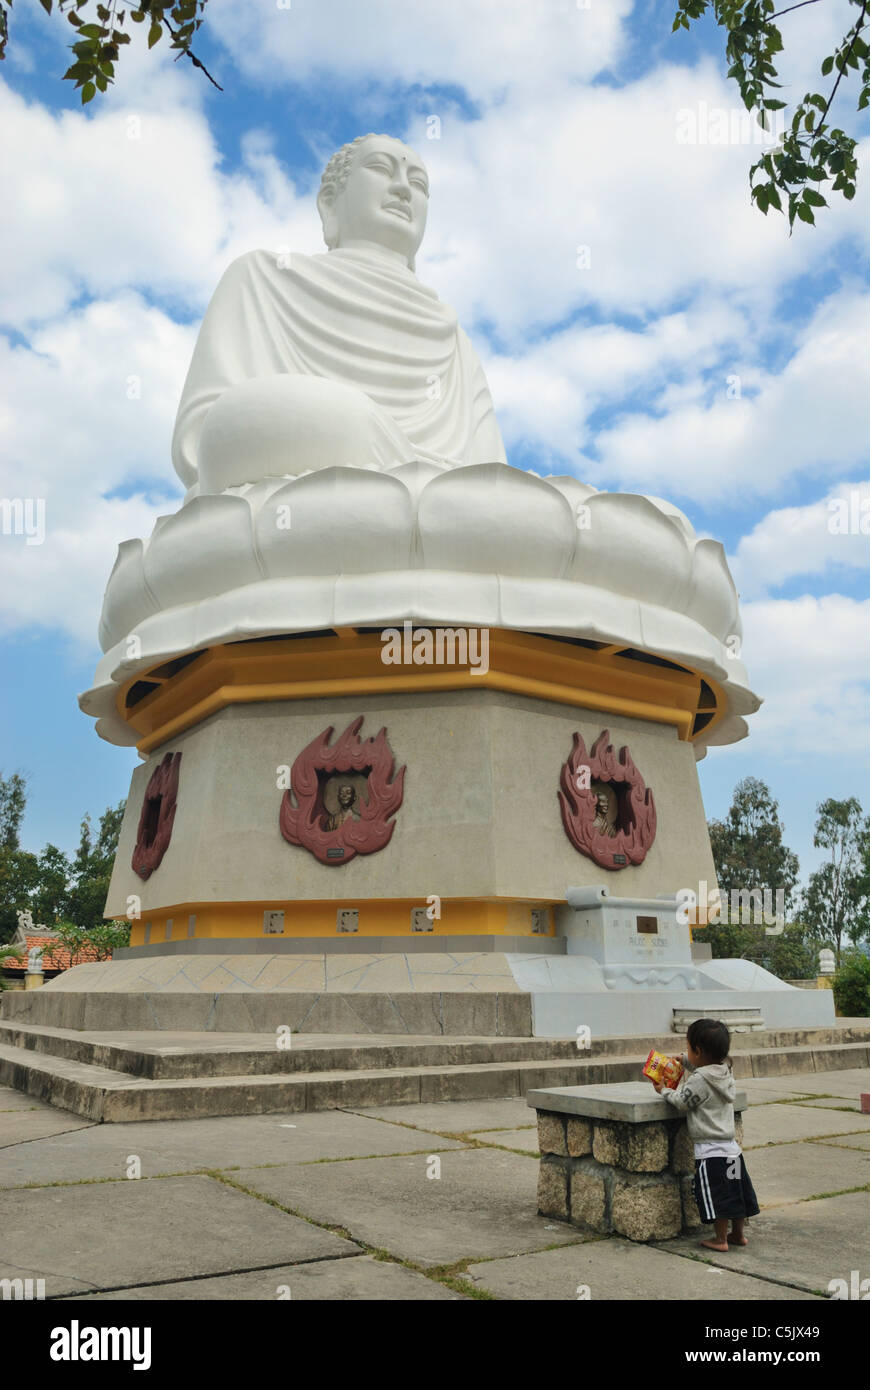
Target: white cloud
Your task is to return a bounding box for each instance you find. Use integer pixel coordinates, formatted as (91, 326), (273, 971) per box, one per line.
(213, 0), (633, 97)
(407, 68), (870, 341)
(0, 493), (163, 648)
(483, 296), (748, 463)
(590, 288), (870, 503)
(737, 594), (870, 757)
(0, 294), (190, 646)
(8, 29), (868, 344)
(0, 80), (318, 328)
(1, 293), (190, 502)
(731, 480), (870, 598)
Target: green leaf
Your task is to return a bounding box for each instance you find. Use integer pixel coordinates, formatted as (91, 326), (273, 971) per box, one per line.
(796, 202), (815, 224)
(39, 0), (53, 13)
(803, 189), (827, 207)
(147, 21), (162, 47)
(843, 184), (856, 200)
(821, 55), (835, 77)
(81, 81), (96, 104)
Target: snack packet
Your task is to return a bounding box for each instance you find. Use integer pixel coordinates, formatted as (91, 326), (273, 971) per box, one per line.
(643, 1048), (684, 1089)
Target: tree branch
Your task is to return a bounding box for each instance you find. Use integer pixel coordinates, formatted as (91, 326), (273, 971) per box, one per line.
(771, 1), (822, 18)
(162, 14), (222, 90)
(817, 0), (869, 130)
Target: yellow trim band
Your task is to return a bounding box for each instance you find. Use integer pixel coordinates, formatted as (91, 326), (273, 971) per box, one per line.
(119, 628), (725, 755)
(130, 898), (556, 946)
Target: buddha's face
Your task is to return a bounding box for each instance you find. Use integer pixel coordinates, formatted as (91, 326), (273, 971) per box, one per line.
(337, 784), (355, 809)
(325, 136), (429, 264)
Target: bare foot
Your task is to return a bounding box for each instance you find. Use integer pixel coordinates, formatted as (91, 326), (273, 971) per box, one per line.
(700, 1239), (729, 1252)
(728, 1233), (748, 1246)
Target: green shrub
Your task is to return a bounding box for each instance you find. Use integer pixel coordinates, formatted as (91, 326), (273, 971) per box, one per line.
(762, 926), (819, 981)
(0, 944), (23, 990)
(693, 921), (818, 981)
(832, 951), (870, 1018)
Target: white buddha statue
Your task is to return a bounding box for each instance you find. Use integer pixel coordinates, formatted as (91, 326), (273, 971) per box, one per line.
(172, 133), (507, 497)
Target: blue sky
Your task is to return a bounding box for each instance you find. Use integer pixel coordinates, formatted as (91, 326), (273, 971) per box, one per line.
(1, 0), (868, 883)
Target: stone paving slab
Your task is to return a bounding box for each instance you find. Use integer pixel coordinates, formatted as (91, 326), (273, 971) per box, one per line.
(0, 1110), (95, 1147)
(465, 1237), (822, 1301)
(475, 1128), (540, 1153)
(0, 1175), (360, 1296)
(742, 1102), (870, 1148)
(735, 1140), (870, 1207)
(233, 1148), (581, 1268)
(795, 1096), (868, 1112)
(656, 1191), (870, 1295)
(811, 1133), (870, 1152)
(64, 1256), (463, 1300)
(738, 1083), (817, 1105)
(4, 1068), (869, 1300)
(741, 1069), (870, 1099)
(0, 1086), (50, 1113)
(355, 1097), (532, 1133)
(0, 1110), (466, 1188)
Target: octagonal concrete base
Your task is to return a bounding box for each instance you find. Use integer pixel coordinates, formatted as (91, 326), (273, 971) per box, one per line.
(106, 688), (717, 944)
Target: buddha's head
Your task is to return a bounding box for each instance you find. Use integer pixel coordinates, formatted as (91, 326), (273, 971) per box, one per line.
(318, 133), (429, 270)
(337, 783), (356, 809)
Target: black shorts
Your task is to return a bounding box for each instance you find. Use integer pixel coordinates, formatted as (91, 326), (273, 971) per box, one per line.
(693, 1153), (760, 1223)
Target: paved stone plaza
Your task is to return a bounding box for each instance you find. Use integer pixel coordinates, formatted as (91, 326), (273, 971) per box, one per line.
(1, 1067), (868, 1300)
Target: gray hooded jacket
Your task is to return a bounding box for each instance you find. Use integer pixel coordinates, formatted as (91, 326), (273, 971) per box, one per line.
(659, 1056), (736, 1144)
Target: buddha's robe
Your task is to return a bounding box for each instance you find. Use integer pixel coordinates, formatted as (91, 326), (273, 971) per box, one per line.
(171, 246), (506, 493)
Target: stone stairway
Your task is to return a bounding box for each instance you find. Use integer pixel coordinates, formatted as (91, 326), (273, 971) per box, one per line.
(0, 1020), (868, 1124)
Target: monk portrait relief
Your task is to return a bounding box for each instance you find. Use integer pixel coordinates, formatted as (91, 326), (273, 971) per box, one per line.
(171, 133), (507, 498)
(323, 781), (362, 832)
(590, 782), (619, 839)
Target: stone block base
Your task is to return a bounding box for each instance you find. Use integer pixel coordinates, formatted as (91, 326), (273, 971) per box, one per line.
(535, 1109), (711, 1241)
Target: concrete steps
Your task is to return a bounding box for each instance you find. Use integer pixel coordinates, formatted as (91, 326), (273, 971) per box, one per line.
(0, 1022), (581, 1079)
(0, 1021), (868, 1123)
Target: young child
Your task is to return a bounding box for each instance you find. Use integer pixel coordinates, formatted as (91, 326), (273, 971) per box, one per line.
(648, 1017), (759, 1251)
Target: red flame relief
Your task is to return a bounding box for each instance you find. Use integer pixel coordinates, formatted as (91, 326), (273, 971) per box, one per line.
(279, 717), (405, 866)
(558, 729), (656, 870)
(132, 751), (182, 881)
